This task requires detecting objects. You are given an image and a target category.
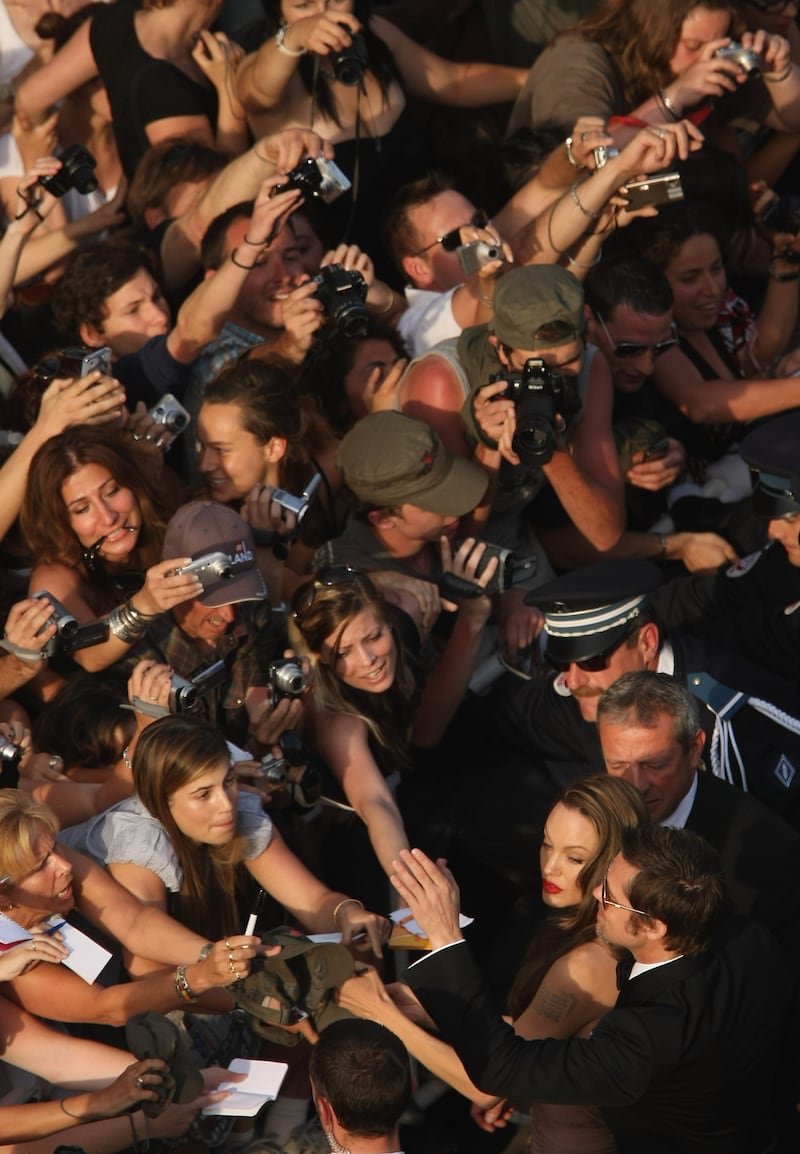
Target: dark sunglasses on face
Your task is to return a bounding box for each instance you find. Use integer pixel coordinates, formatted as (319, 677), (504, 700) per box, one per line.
(596, 314), (679, 360)
(412, 210), (489, 257)
(545, 623), (638, 674)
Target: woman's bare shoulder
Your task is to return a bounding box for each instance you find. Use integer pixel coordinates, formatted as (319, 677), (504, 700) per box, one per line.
(547, 937), (618, 993)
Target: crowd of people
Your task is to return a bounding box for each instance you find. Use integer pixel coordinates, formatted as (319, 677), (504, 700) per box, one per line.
(0, 1), (798, 1152)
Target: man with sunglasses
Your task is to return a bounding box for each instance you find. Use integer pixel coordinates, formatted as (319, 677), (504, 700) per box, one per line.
(391, 829), (788, 1154)
(533, 255), (739, 576)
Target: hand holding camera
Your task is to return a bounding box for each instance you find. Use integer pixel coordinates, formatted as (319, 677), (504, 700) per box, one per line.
(245, 682), (306, 750)
(34, 369), (126, 440)
(438, 536), (498, 620)
(276, 10), (361, 62)
(134, 558), (205, 618)
(664, 37), (752, 111)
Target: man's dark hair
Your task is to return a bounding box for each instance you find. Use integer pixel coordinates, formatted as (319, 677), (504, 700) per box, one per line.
(597, 670), (700, 753)
(51, 239), (158, 342)
(127, 140), (229, 232)
(200, 200), (254, 271)
(381, 172), (455, 272)
(621, 824), (725, 955)
(309, 1018), (411, 1137)
(584, 255), (673, 321)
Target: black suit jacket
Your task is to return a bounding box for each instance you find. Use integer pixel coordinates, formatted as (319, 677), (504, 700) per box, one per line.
(407, 917), (787, 1154)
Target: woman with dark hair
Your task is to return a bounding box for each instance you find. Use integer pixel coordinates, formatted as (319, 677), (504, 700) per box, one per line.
(197, 357), (342, 595)
(290, 564), (495, 881)
(339, 775), (649, 1154)
(61, 713), (388, 952)
(15, 0), (247, 179)
(20, 425), (203, 675)
(235, 0), (525, 271)
(508, 0), (798, 147)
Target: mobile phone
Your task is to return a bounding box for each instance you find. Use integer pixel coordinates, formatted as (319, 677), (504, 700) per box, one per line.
(623, 172), (684, 211)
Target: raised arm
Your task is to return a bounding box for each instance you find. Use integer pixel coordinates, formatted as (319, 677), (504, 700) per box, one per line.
(15, 20), (98, 128)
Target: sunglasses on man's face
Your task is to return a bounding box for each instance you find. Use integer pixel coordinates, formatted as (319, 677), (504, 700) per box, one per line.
(545, 624), (638, 674)
(412, 210), (489, 257)
(596, 314), (679, 360)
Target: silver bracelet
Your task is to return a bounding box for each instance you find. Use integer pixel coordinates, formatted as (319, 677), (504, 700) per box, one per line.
(107, 601), (150, 643)
(564, 136), (584, 169)
(657, 88), (681, 121)
(275, 24), (306, 56)
(570, 181), (600, 220)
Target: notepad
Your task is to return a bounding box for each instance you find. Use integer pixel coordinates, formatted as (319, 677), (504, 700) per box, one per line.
(0, 913), (111, 983)
(202, 1059), (289, 1117)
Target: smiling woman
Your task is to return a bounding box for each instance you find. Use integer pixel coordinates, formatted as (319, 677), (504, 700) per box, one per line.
(19, 426), (203, 677)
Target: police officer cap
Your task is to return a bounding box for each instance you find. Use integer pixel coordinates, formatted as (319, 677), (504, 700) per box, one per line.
(527, 559), (661, 665)
(740, 415), (800, 518)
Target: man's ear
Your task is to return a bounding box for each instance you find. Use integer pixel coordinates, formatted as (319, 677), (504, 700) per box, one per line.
(314, 1094), (335, 1130)
(640, 914), (669, 945)
(78, 320), (105, 348)
(401, 253), (433, 289)
(638, 622), (661, 666)
(689, 727), (706, 769)
(489, 334), (509, 368)
(368, 508), (395, 531)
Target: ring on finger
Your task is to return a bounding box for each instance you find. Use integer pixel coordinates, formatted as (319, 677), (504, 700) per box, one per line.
(48, 755), (62, 770)
(225, 939), (232, 949)
(229, 961), (237, 975)
(135, 1077), (146, 1089)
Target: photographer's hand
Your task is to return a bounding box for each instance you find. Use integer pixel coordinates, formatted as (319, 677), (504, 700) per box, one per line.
(133, 559), (204, 618)
(321, 242), (374, 288)
(245, 686), (304, 752)
(255, 128), (332, 172)
(4, 595), (56, 656)
(128, 659), (173, 715)
(35, 372), (126, 441)
(242, 483), (299, 538)
(472, 380), (519, 465)
(276, 11), (361, 57)
(279, 279), (326, 357)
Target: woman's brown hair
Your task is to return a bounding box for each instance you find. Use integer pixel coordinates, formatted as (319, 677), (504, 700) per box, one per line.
(20, 426), (172, 573)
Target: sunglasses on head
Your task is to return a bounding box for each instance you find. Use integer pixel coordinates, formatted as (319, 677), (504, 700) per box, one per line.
(545, 622), (639, 673)
(747, 0), (794, 12)
(291, 565), (363, 623)
(596, 314), (678, 360)
(412, 210), (489, 257)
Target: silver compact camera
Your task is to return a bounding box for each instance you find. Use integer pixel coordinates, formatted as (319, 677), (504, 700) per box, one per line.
(714, 42), (761, 75)
(268, 658), (310, 703)
(169, 659), (226, 713)
(173, 551), (234, 591)
(593, 145), (619, 169)
(147, 393), (191, 446)
(271, 473), (322, 529)
(58, 345), (112, 379)
(279, 156), (351, 205)
(457, 240), (503, 275)
(0, 735), (21, 787)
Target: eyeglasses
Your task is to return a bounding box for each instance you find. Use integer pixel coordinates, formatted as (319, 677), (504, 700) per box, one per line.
(596, 314), (679, 360)
(601, 876), (650, 918)
(412, 210), (490, 257)
(545, 623), (638, 674)
(291, 565), (362, 623)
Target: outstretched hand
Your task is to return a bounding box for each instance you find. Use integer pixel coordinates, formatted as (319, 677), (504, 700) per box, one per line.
(390, 849), (463, 951)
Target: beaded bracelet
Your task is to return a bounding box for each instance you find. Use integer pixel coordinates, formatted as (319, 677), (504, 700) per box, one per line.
(175, 964), (199, 1003)
(332, 897), (364, 927)
(570, 181), (600, 220)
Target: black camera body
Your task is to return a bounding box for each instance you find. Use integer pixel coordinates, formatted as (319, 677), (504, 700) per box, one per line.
(489, 359), (582, 467)
(762, 194), (800, 241)
(311, 264), (369, 338)
(332, 24), (368, 87)
(268, 658), (309, 703)
(38, 144), (98, 198)
(279, 156), (351, 205)
(169, 660), (226, 714)
(30, 590), (109, 658)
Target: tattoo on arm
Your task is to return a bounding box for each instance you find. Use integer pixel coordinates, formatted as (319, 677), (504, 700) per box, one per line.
(531, 985), (578, 1023)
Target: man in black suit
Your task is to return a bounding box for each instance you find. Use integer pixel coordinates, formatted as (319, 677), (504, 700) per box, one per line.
(391, 829), (789, 1154)
(596, 670), (800, 959)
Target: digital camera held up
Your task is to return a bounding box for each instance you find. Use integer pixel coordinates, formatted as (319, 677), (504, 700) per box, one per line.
(714, 41), (761, 76)
(270, 473), (322, 532)
(169, 660), (226, 714)
(147, 393), (191, 447)
(172, 551), (234, 592)
(37, 144), (98, 198)
(457, 240), (503, 276)
(0, 734), (22, 788)
(30, 590), (109, 659)
(259, 732), (322, 810)
(311, 264), (369, 338)
(332, 24), (368, 87)
(268, 658), (310, 703)
(488, 358), (582, 468)
(278, 156), (351, 205)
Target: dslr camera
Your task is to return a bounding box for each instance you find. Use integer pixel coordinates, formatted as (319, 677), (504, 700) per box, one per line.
(714, 41), (761, 75)
(259, 732), (322, 809)
(332, 23), (367, 87)
(488, 358), (582, 468)
(31, 590), (109, 659)
(311, 264), (369, 338)
(278, 156), (351, 205)
(169, 660), (226, 714)
(268, 658), (310, 703)
(173, 551), (234, 592)
(147, 393), (191, 447)
(37, 144), (98, 198)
